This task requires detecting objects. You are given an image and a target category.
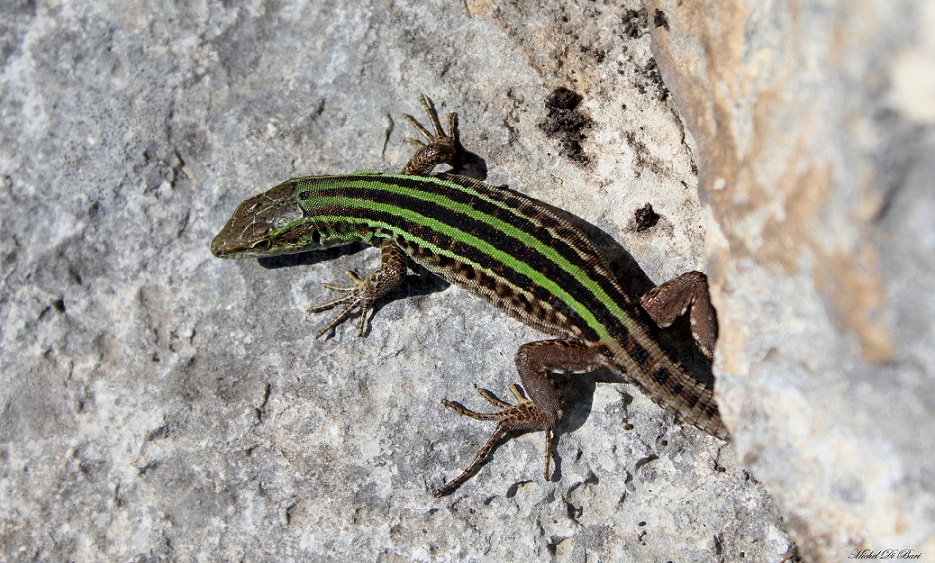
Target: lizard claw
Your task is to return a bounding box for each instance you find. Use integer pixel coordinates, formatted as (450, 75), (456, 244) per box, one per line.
(306, 270), (374, 337)
(434, 384), (559, 497)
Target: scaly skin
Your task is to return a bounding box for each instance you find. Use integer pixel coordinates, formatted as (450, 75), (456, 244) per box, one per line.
(212, 96), (726, 495)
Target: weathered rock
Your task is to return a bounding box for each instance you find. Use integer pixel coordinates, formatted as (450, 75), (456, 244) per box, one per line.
(0, 1), (793, 560)
(649, 0), (935, 560)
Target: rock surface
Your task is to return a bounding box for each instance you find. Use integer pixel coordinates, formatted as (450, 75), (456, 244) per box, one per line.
(0, 1), (798, 561)
(649, 0), (935, 560)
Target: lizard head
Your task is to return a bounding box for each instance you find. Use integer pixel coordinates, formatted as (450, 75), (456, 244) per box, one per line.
(211, 180), (316, 258)
(212, 174), (391, 259)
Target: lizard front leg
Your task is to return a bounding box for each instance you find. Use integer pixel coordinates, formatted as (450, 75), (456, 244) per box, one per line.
(435, 339), (605, 496)
(400, 94), (466, 175)
(307, 239), (408, 337)
(308, 96), (464, 337)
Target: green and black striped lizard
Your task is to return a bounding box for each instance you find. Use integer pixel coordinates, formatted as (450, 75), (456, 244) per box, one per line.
(211, 96), (728, 496)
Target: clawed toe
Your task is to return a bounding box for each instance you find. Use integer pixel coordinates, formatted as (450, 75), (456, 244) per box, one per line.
(306, 270), (373, 337)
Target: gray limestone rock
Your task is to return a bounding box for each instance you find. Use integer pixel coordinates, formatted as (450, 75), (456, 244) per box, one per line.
(0, 1), (791, 560)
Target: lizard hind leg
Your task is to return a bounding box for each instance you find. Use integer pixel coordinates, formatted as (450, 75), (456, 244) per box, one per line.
(434, 339), (604, 496)
(639, 270), (719, 359)
(434, 385), (557, 497)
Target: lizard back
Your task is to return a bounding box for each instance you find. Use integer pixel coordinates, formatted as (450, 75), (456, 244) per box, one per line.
(211, 171), (727, 438)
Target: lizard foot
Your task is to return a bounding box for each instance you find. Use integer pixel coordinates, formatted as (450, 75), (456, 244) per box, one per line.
(306, 270), (375, 338)
(400, 94), (465, 175)
(434, 384), (559, 497)
(306, 240), (409, 338)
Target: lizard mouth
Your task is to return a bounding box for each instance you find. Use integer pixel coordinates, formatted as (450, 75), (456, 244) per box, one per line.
(211, 230), (274, 258)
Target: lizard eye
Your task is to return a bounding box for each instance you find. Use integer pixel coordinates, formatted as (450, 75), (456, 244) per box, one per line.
(249, 239), (271, 252)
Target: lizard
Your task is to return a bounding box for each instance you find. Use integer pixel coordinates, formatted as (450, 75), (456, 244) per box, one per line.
(211, 95), (728, 496)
